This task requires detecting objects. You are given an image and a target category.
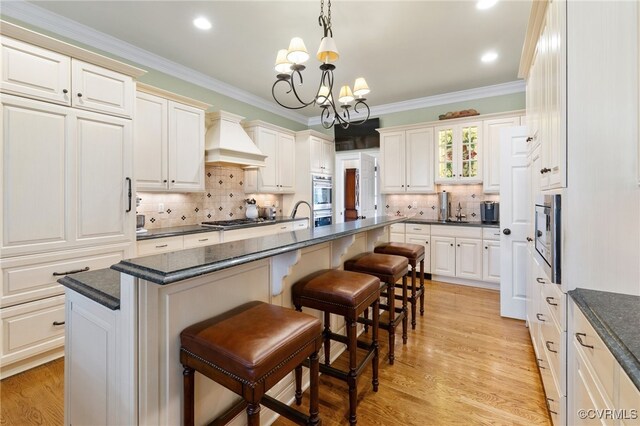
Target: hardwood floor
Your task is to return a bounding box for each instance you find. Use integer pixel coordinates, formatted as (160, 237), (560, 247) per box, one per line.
(0, 280), (550, 426)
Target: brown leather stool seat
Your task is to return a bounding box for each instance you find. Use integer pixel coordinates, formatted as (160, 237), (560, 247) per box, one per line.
(180, 301), (323, 426)
(344, 253), (409, 365)
(375, 242), (426, 329)
(293, 269), (381, 425)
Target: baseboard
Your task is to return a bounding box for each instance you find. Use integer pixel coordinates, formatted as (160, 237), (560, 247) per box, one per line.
(431, 274), (500, 290)
(0, 347), (64, 379)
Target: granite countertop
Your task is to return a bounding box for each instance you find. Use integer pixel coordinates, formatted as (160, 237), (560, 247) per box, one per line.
(114, 216), (405, 286)
(568, 289), (640, 391)
(136, 217), (309, 241)
(58, 268), (121, 310)
(403, 218), (500, 228)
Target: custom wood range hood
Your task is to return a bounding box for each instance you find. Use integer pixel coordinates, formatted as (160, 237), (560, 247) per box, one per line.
(204, 110), (267, 168)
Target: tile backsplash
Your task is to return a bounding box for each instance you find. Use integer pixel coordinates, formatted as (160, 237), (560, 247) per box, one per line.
(383, 184), (499, 222)
(137, 166), (282, 229)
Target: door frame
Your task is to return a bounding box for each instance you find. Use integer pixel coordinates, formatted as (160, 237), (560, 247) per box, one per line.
(334, 149), (381, 224)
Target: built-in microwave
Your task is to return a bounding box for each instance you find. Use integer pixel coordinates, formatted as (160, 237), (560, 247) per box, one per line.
(534, 194), (561, 284)
(313, 209), (332, 228)
(312, 175), (332, 211)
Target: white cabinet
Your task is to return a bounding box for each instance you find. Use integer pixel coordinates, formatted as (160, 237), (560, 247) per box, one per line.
(434, 121), (482, 184)
(379, 127), (435, 193)
(405, 223), (431, 274)
(455, 238), (483, 280)
(389, 223), (405, 243)
(310, 136), (334, 175)
(482, 240), (501, 283)
(431, 236), (456, 276)
(134, 86), (207, 192)
(0, 37), (134, 118)
(243, 123), (296, 193)
(482, 116), (521, 193)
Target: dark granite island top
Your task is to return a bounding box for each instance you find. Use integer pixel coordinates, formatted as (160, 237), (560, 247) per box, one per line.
(569, 289), (640, 390)
(58, 268), (121, 310)
(115, 216), (405, 285)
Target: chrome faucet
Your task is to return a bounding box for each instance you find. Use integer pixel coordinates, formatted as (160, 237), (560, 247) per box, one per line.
(290, 200), (312, 219)
(455, 202), (466, 222)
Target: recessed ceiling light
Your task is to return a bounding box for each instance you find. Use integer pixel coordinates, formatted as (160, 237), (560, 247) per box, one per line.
(481, 51), (498, 63)
(193, 17), (212, 30)
(476, 0), (498, 10)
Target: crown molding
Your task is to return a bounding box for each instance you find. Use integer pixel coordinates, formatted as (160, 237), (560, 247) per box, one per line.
(307, 80), (526, 126)
(0, 0), (309, 125)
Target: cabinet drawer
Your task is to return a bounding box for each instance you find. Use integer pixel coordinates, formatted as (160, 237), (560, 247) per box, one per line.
(293, 220), (309, 230)
(482, 227), (501, 241)
(137, 236), (183, 256)
(541, 282), (565, 331)
(1, 295), (65, 365)
(275, 223), (294, 232)
(572, 342), (615, 425)
(538, 336), (563, 426)
(390, 223), (405, 233)
(71, 59), (133, 118)
(1, 248), (124, 308)
(390, 232), (405, 243)
(619, 368), (640, 423)
(183, 232), (221, 249)
(405, 223), (430, 235)
(540, 301), (565, 395)
(571, 305), (617, 404)
(431, 225), (482, 239)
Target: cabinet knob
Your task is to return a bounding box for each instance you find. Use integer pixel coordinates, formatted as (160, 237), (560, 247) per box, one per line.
(77, 92), (83, 98)
(526, 237), (533, 242)
(401, 185), (404, 187)
(457, 244), (460, 247)
(450, 243), (453, 247)
(171, 180), (175, 183)
(426, 241), (429, 244)
(63, 89), (68, 94)
(163, 179), (167, 183)
(485, 246), (488, 249)
(526, 136), (533, 143)
(407, 185), (410, 187)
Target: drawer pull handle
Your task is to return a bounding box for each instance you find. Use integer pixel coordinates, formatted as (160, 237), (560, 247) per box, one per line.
(156, 244), (168, 248)
(536, 358), (545, 369)
(198, 238), (209, 242)
(545, 398), (558, 415)
(53, 267), (90, 276)
(53, 321), (65, 326)
(412, 228), (422, 231)
(575, 332), (594, 349)
(545, 296), (558, 306)
(536, 313), (545, 322)
(536, 277), (546, 284)
(545, 341), (557, 353)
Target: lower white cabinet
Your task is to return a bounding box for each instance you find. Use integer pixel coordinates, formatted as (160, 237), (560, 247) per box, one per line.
(431, 236), (456, 276)
(483, 240), (501, 283)
(455, 238), (483, 280)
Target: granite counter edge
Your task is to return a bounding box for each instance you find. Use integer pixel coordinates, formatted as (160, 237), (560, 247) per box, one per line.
(58, 276), (120, 311)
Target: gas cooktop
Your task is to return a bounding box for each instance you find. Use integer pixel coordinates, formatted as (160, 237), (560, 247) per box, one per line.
(201, 218), (275, 228)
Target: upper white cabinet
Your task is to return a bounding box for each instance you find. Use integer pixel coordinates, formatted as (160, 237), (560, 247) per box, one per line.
(310, 136), (334, 175)
(134, 85), (209, 193)
(379, 126), (435, 193)
(483, 117), (521, 193)
(243, 121), (296, 193)
(1, 37), (135, 119)
(435, 121), (482, 184)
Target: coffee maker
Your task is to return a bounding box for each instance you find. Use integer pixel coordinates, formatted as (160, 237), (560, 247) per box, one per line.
(480, 201), (500, 223)
(438, 191), (451, 222)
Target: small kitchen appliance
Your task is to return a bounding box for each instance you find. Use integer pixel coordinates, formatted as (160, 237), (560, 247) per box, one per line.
(135, 196), (147, 234)
(535, 194), (561, 284)
(438, 191), (451, 222)
(480, 201), (500, 223)
(259, 206), (277, 220)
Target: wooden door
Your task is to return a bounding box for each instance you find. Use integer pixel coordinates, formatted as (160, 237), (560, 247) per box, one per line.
(278, 133), (296, 192)
(134, 92), (168, 191)
(168, 102), (204, 192)
(406, 127), (434, 193)
(379, 131), (405, 192)
(256, 128), (279, 192)
(1, 95), (71, 256)
(1, 37), (71, 105)
(344, 169), (358, 221)
(483, 240), (501, 283)
(71, 59), (133, 118)
(455, 238), (483, 280)
(483, 117), (520, 194)
(431, 236), (455, 276)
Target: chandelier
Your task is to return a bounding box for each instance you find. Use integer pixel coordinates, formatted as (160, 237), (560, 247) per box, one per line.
(271, 0), (371, 129)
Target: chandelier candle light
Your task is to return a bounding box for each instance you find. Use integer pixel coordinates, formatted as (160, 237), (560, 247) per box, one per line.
(272, 0), (371, 129)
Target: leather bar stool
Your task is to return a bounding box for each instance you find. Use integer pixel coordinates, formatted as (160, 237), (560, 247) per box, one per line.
(344, 253), (409, 365)
(374, 242), (426, 329)
(180, 301), (323, 426)
(292, 269), (381, 425)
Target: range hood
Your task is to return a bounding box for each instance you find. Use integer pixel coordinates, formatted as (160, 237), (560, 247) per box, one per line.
(205, 111), (267, 168)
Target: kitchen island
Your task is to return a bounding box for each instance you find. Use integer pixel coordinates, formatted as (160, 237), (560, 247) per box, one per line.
(59, 216), (403, 426)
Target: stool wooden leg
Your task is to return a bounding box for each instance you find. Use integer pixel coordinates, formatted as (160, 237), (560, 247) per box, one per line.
(419, 259), (425, 315)
(402, 275), (408, 344)
(323, 311), (331, 366)
(295, 364), (303, 405)
(309, 351), (320, 426)
(386, 281), (395, 365)
(246, 403), (261, 426)
(183, 365), (195, 426)
(371, 298), (380, 392)
(411, 264), (417, 329)
(363, 307), (369, 333)
(347, 318), (358, 425)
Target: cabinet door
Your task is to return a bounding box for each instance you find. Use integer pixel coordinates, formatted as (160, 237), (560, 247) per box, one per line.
(322, 140), (334, 175)
(455, 238), (483, 280)
(134, 92), (168, 191)
(379, 131), (406, 192)
(406, 235), (431, 274)
(483, 240), (501, 283)
(75, 111), (133, 245)
(309, 136), (325, 174)
(71, 59), (133, 118)
(406, 128), (435, 193)
(278, 133), (296, 192)
(1, 37), (71, 105)
(459, 122), (482, 182)
(167, 102), (204, 192)
(1, 95), (71, 256)
(256, 128), (279, 192)
(483, 117), (520, 193)
(431, 236), (455, 276)
(434, 125), (456, 183)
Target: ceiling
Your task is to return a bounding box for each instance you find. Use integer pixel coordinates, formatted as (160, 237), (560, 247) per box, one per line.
(28, 0), (531, 118)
